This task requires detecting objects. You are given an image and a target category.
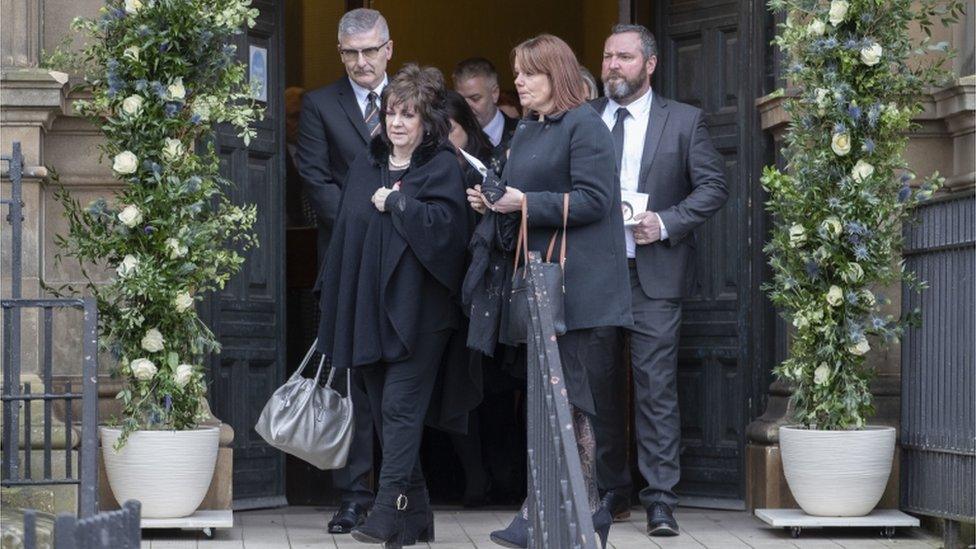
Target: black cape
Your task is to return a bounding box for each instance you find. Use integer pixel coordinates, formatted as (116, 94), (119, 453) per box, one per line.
(315, 138), (470, 369)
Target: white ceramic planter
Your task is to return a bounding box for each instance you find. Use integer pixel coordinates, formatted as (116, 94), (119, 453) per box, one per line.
(780, 425), (895, 517)
(100, 426), (220, 519)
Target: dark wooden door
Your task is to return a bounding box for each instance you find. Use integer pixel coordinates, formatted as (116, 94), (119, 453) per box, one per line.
(208, 0), (288, 509)
(649, 0), (768, 505)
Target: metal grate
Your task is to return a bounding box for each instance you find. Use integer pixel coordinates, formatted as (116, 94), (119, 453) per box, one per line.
(523, 253), (598, 549)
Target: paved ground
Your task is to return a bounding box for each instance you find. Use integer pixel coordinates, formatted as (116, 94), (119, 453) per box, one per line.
(140, 506), (943, 548)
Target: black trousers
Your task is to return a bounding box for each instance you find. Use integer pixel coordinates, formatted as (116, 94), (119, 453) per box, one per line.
(331, 368), (374, 505)
(360, 330), (451, 491)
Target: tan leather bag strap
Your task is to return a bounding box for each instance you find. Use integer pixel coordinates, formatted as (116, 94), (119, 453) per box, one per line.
(515, 193), (569, 278)
(512, 195), (530, 280)
(544, 194), (569, 267)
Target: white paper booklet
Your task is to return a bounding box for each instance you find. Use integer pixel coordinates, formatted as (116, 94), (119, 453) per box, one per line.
(620, 190), (650, 226)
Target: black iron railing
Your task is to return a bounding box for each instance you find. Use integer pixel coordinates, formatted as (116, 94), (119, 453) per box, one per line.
(1, 141), (100, 518)
(523, 253), (597, 549)
(901, 192), (976, 547)
(22, 500), (141, 549)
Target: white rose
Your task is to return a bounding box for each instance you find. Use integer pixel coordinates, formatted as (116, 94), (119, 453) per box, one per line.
(851, 159), (875, 183)
(813, 363), (831, 385)
(843, 262), (865, 283)
(814, 88), (830, 109)
(860, 289), (876, 306)
(167, 77), (186, 101)
(112, 151), (138, 174)
(124, 0), (143, 15)
(789, 224), (806, 246)
(792, 313), (809, 330)
(848, 337), (871, 356)
(191, 96), (213, 122)
(821, 216), (842, 238)
(120, 94), (144, 117)
(826, 285), (844, 307)
(162, 138), (185, 163)
(166, 237), (188, 259)
(831, 132), (851, 156)
(174, 291), (194, 313)
(174, 364), (194, 388)
(117, 204), (143, 228)
(123, 46), (140, 61)
(130, 358), (157, 381)
(141, 328), (165, 353)
(808, 19), (826, 36)
(860, 43), (883, 66)
(116, 254), (140, 278)
(828, 0), (849, 26)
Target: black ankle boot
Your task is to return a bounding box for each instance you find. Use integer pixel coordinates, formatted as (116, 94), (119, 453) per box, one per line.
(592, 507), (612, 549)
(351, 488), (409, 548)
(401, 486), (434, 545)
(489, 514), (528, 548)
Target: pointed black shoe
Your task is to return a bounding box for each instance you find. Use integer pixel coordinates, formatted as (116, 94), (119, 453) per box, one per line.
(592, 507), (612, 549)
(646, 502), (679, 537)
(351, 489), (409, 548)
(401, 486), (434, 545)
(599, 490), (631, 521)
(328, 501), (369, 534)
(489, 515), (528, 548)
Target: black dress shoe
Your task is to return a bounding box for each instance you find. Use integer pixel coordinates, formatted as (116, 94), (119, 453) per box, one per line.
(328, 501), (369, 534)
(599, 490), (631, 521)
(646, 502), (679, 537)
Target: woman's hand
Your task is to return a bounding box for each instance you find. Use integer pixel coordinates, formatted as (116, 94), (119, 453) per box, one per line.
(372, 187), (394, 212)
(467, 184), (489, 215)
(490, 186), (524, 214)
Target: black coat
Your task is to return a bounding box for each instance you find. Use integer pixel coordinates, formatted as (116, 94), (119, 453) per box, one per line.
(315, 138), (470, 369)
(503, 104), (632, 331)
(296, 77), (377, 265)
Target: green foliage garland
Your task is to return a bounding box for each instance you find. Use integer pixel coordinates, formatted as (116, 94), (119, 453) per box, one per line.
(762, 0), (964, 429)
(50, 0), (262, 446)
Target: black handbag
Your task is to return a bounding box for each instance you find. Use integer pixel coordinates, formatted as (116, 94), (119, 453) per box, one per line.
(505, 193), (568, 344)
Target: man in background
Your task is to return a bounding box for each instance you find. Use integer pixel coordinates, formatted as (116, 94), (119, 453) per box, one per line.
(452, 57), (518, 175)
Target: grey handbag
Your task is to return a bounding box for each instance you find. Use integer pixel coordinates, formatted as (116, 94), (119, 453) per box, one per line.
(254, 340), (353, 470)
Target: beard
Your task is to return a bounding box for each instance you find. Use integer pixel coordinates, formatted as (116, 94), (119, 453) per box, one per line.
(603, 67), (648, 102)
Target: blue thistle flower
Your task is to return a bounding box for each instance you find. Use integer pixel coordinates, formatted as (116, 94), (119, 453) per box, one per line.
(164, 394), (173, 413)
(862, 138), (876, 154)
(150, 162), (162, 175)
(805, 260), (820, 279)
(844, 38), (860, 50)
(159, 42), (170, 53)
(151, 81), (167, 99)
(847, 105), (862, 121)
(827, 197), (842, 209)
(854, 244), (869, 260)
(134, 79), (148, 91)
(867, 104), (882, 127)
(190, 113), (202, 124)
(898, 185), (912, 202)
(872, 317), (886, 329)
(900, 172), (913, 183)
(137, 25), (151, 37)
(833, 122), (847, 134)
(824, 37), (839, 49)
(861, 13), (873, 23)
(143, 225), (155, 235)
(164, 102), (181, 117)
(111, 7), (126, 19)
(846, 291), (859, 304)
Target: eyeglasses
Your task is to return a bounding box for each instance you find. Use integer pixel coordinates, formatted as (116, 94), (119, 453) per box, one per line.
(338, 40), (390, 62)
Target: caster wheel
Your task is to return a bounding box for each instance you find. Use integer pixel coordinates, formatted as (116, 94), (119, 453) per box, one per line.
(882, 526), (895, 539)
(790, 527), (802, 538)
(203, 527), (214, 539)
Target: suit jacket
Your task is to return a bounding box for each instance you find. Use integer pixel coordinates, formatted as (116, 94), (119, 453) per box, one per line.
(488, 112), (519, 176)
(296, 76), (375, 265)
(591, 94), (728, 299)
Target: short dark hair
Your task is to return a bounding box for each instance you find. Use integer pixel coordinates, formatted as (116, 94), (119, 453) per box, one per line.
(452, 57), (499, 87)
(379, 63), (450, 150)
(611, 24), (658, 59)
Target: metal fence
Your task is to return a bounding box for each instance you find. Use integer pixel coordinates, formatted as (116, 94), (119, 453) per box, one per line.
(900, 192), (976, 546)
(22, 500), (141, 549)
(523, 253), (598, 549)
(1, 141), (100, 518)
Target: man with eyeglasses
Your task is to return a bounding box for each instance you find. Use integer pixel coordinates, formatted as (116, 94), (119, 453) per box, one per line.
(295, 7), (393, 536)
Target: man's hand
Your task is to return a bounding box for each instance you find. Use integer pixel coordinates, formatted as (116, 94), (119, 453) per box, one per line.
(632, 211), (662, 245)
(467, 184), (489, 215)
(490, 186), (524, 214)
(372, 187), (394, 212)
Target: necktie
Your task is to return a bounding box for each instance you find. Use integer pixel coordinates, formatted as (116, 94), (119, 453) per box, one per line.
(364, 91), (380, 137)
(612, 107), (629, 168)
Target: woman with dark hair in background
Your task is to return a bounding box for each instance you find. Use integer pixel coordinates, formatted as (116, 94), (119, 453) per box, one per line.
(468, 34), (632, 549)
(315, 63), (469, 548)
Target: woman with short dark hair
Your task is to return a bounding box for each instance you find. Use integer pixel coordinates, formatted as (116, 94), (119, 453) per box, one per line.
(315, 63), (469, 548)
(472, 34), (632, 549)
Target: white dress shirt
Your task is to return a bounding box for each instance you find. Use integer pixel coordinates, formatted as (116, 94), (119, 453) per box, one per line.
(601, 88), (668, 258)
(349, 75), (389, 117)
(482, 108), (505, 147)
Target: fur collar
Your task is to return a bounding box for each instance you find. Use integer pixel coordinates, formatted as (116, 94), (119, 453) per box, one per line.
(368, 135), (453, 168)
